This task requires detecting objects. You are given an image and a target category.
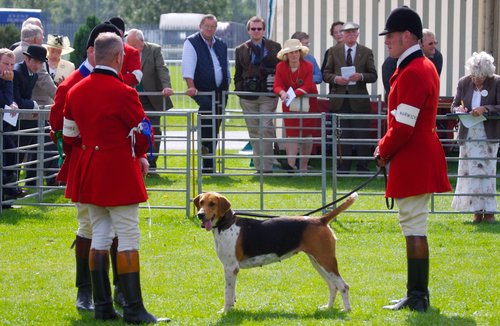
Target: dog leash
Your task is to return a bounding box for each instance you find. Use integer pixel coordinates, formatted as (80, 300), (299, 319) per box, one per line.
(234, 166), (393, 219)
(305, 166), (392, 216)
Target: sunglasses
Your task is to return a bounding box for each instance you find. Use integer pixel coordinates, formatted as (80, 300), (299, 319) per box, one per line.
(250, 27), (263, 31)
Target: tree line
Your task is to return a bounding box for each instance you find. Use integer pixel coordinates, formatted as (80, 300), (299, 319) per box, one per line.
(0, 0), (256, 25)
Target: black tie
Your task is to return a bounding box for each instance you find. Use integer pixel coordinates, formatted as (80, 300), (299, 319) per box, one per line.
(346, 48), (353, 66)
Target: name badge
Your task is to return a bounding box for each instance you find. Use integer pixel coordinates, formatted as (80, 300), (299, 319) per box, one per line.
(63, 117), (80, 137)
(393, 103), (420, 127)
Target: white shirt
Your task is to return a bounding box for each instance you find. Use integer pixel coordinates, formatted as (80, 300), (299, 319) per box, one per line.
(344, 43), (358, 64)
(181, 35), (231, 87)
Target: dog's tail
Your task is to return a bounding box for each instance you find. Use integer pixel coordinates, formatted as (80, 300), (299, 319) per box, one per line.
(320, 192), (358, 224)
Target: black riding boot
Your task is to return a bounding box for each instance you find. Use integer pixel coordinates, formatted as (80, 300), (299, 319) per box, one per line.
(384, 236), (430, 312)
(117, 250), (170, 324)
(74, 235), (93, 311)
(110, 237), (125, 307)
(89, 249), (119, 321)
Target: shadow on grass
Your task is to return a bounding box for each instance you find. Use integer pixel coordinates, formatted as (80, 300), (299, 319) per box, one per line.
(213, 307), (348, 325)
(406, 307), (477, 325)
(465, 221), (499, 234)
(0, 204), (52, 225)
(144, 175), (178, 187)
(69, 309), (106, 325)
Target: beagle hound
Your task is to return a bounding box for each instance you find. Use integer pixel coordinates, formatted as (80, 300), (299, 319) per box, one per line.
(193, 191), (356, 312)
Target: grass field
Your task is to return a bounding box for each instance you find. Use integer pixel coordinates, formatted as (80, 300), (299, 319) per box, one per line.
(1, 175), (498, 325)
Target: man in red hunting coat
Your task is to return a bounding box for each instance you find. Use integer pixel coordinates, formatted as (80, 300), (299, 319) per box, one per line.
(376, 6), (451, 312)
(63, 32), (169, 323)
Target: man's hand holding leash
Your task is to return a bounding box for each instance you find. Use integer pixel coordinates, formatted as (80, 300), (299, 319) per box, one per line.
(374, 146), (388, 168)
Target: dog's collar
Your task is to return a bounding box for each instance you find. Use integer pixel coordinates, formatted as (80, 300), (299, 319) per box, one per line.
(215, 210), (237, 232)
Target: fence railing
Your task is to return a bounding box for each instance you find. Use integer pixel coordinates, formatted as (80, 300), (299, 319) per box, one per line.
(1, 92), (498, 216)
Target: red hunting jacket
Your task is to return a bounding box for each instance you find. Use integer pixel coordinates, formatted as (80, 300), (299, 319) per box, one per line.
(378, 51), (451, 198)
(121, 43), (142, 87)
(49, 64), (89, 187)
(63, 68), (149, 206)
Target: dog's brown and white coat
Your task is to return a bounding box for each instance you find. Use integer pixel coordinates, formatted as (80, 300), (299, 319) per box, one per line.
(193, 191), (356, 312)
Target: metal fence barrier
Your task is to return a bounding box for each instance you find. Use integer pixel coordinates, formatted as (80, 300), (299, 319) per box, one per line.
(1, 92), (499, 217)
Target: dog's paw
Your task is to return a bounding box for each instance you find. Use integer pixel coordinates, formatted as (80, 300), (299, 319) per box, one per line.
(218, 306), (233, 314)
(318, 304), (333, 310)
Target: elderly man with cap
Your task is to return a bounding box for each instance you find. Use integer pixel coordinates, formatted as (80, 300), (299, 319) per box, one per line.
(323, 22), (378, 173)
(375, 6), (451, 312)
(48, 22), (126, 313)
(108, 16), (142, 87)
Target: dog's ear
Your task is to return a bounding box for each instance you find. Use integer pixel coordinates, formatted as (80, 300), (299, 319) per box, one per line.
(193, 194), (201, 210)
(218, 195), (231, 217)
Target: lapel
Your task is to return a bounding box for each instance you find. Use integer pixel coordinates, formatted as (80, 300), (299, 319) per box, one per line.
(463, 78), (474, 107)
(336, 45), (346, 66)
(141, 43), (151, 70)
(239, 41), (253, 67)
(354, 44), (364, 66)
(480, 77), (494, 105)
(390, 68), (399, 87)
(389, 51), (424, 88)
(20, 62), (37, 89)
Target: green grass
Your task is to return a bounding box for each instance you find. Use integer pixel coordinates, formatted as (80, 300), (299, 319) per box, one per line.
(0, 174), (498, 325)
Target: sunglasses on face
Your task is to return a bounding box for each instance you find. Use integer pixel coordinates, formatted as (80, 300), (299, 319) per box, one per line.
(250, 27), (263, 31)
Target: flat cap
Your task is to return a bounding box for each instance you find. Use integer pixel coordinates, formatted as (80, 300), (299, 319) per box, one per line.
(341, 22), (359, 31)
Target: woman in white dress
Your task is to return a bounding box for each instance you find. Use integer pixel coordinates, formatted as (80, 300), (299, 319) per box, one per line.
(44, 34), (75, 85)
(451, 51), (500, 223)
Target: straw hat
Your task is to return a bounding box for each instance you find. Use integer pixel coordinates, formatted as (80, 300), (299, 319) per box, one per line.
(43, 34), (74, 55)
(277, 38), (309, 60)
